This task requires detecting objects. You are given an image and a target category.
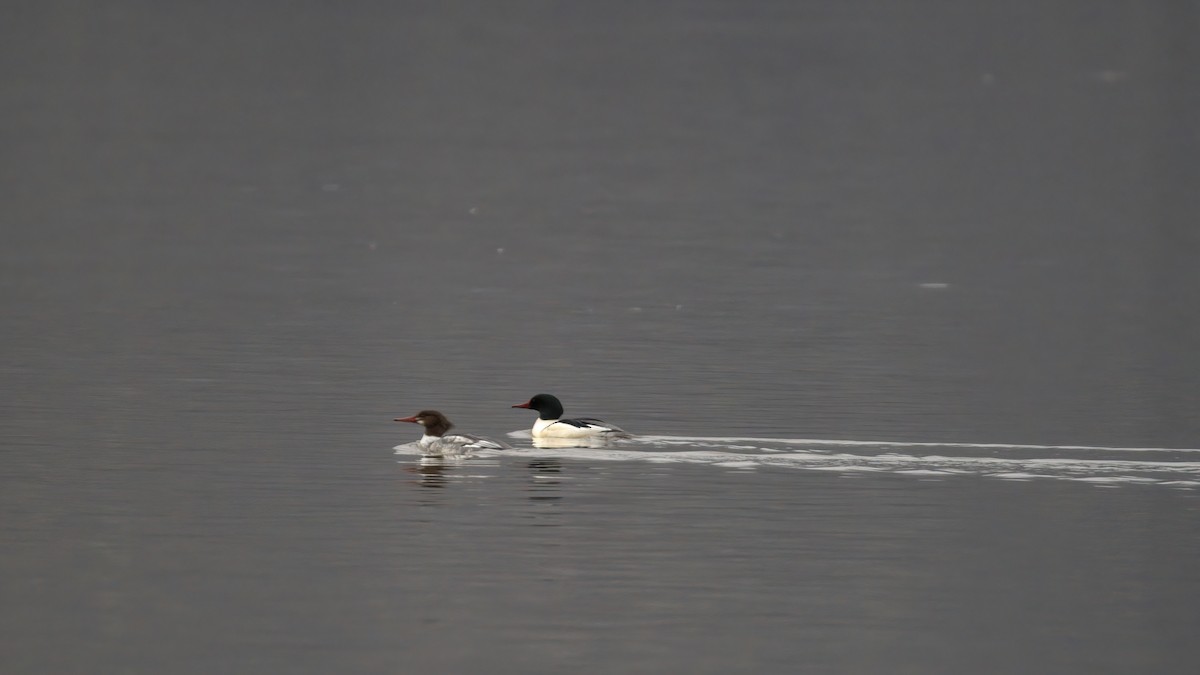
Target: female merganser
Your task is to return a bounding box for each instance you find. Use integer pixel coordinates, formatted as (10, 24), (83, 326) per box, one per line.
(394, 410), (511, 457)
(511, 394), (630, 439)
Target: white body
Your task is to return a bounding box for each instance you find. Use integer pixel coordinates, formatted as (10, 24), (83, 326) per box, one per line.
(418, 433), (508, 457)
(532, 417), (627, 439)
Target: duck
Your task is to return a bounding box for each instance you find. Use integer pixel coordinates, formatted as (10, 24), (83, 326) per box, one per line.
(511, 394), (630, 439)
(394, 410), (511, 457)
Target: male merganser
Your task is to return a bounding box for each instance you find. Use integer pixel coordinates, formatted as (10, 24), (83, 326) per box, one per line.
(394, 410), (511, 457)
(511, 394), (630, 439)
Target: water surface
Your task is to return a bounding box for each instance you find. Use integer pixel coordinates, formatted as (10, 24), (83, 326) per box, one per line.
(2, 2), (1199, 673)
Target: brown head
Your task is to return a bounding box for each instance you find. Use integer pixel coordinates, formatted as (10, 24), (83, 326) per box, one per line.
(393, 410), (454, 437)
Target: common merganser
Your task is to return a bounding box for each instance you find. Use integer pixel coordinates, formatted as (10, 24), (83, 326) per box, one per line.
(394, 410), (510, 457)
(511, 394), (630, 439)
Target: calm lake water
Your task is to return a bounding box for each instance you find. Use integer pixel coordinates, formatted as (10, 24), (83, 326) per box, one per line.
(3, 2), (1199, 673)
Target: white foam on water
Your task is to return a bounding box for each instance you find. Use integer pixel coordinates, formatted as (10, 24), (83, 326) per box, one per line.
(713, 461), (759, 469)
(636, 435), (1200, 453)
(1071, 476), (1160, 484)
(805, 465), (890, 472)
(397, 435), (1200, 489)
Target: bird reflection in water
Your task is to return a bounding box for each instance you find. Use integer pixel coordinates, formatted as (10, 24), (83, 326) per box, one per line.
(528, 459), (563, 502)
(402, 457), (452, 489)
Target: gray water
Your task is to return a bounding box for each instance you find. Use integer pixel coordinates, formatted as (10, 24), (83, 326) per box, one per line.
(3, 2), (1199, 673)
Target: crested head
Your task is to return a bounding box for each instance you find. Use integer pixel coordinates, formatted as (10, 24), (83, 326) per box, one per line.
(511, 393), (564, 420)
(394, 409), (454, 437)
